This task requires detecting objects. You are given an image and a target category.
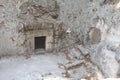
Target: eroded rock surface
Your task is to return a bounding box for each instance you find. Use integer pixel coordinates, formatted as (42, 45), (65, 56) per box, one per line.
(0, 0), (120, 79)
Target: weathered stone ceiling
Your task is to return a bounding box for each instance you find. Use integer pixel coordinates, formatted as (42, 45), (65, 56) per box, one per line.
(101, 0), (120, 5)
(19, 0), (59, 20)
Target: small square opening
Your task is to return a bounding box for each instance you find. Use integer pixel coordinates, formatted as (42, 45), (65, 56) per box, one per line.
(35, 36), (46, 50)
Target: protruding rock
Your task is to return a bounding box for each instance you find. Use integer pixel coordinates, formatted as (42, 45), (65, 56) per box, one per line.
(89, 27), (101, 44)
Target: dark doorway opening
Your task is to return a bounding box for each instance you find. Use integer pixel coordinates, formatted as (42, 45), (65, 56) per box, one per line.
(35, 36), (46, 50)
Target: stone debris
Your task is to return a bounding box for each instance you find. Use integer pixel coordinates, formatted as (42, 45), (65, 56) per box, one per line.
(65, 60), (84, 70)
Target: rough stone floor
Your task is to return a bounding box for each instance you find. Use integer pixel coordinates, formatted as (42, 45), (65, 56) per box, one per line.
(0, 54), (68, 80)
(0, 54), (119, 80)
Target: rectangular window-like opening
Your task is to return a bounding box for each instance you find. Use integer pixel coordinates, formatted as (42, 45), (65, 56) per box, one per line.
(35, 36), (46, 50)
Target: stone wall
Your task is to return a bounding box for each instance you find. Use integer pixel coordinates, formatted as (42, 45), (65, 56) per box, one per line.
(17, 21), (66, 53)
(57, 0), (120, 77)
